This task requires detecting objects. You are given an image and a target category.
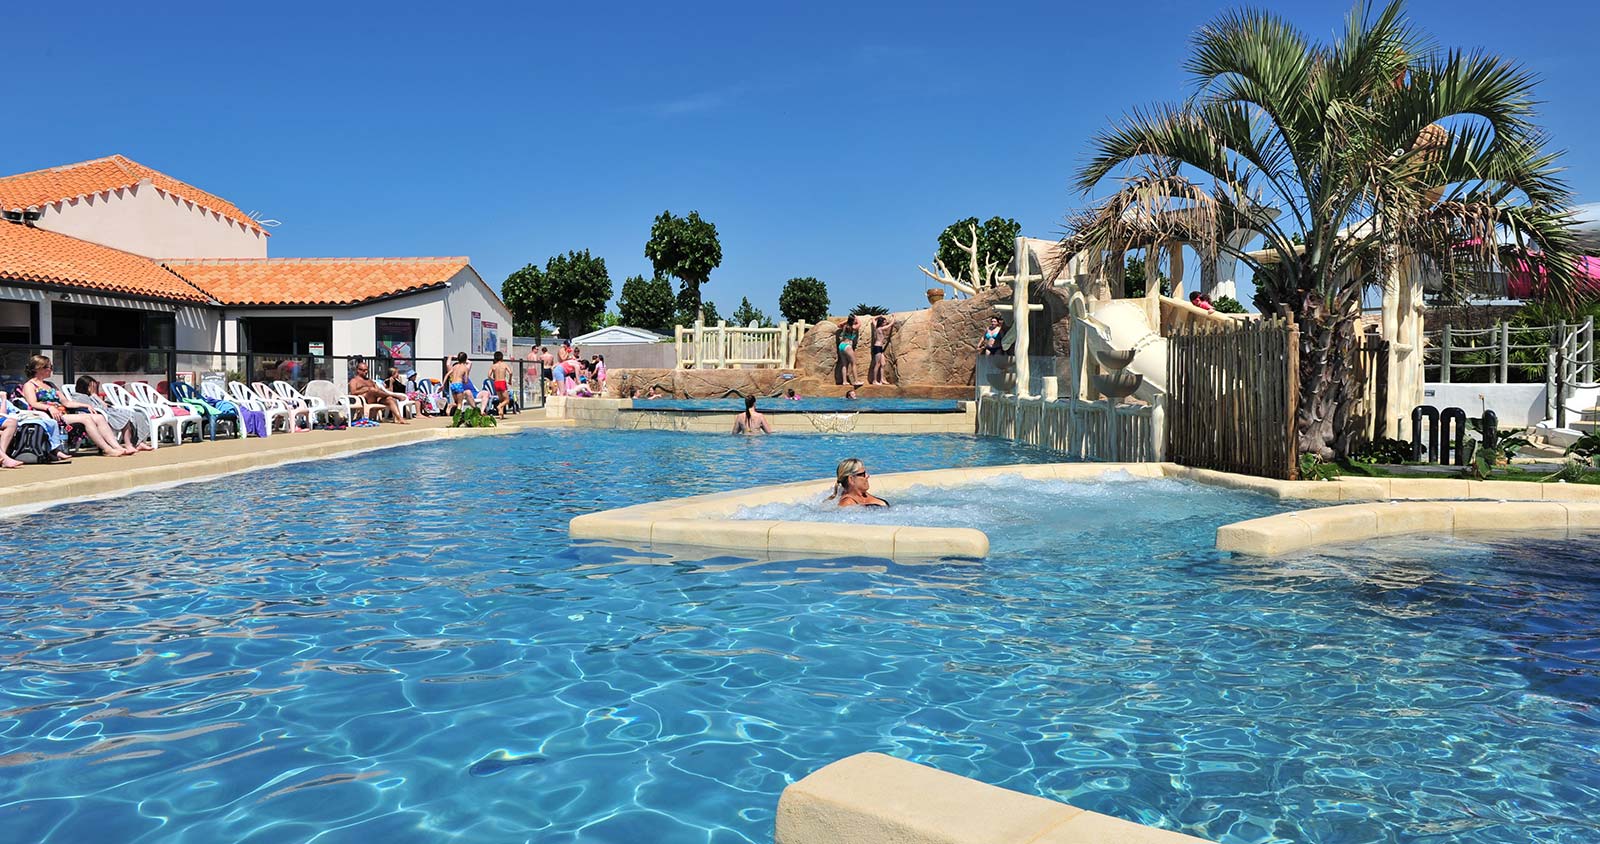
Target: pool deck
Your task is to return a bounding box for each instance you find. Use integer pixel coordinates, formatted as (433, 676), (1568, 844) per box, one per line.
(0, 414), (571, 514)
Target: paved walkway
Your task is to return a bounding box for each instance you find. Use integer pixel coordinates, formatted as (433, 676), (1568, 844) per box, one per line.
(0, 414), (567, 512)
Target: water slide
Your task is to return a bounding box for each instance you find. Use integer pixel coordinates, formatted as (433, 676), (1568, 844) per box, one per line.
(1082, 299), (1167, 403)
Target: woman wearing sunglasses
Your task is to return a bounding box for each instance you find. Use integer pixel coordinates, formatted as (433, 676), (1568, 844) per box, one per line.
(827, 458), (889, 508)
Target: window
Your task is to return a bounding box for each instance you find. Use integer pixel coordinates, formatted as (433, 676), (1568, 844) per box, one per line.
(376, 318), (416, 378)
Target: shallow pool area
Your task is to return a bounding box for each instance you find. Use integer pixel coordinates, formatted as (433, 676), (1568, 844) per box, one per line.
(2, 429), (1598, 844)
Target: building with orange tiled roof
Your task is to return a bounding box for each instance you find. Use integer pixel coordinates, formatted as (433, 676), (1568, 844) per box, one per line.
(0, 155), (269, 261)
(0, 155), (512, 389)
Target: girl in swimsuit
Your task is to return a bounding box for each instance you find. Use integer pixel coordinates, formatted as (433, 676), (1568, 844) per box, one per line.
(981, 317), (1004, 355)
(20, 355), (133, 456)
(836, 315), (860, 386)
(827, 457), (889, 508)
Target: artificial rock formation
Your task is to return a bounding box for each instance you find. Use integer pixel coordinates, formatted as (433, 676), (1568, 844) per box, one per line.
(793, 285), (1073, 387)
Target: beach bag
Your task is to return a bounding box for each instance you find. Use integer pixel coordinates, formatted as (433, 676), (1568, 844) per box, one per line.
(6, 420), (56, 463)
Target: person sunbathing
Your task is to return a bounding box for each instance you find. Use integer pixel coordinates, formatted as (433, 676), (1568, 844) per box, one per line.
(828, 458), (889, 507)
(21, 355), (133, 455)
(348, 361), (408, 423)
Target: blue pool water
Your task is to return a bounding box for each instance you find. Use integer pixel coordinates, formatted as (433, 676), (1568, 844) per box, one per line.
(628, 397), (963, 413)
(2, 430), (1598, 844)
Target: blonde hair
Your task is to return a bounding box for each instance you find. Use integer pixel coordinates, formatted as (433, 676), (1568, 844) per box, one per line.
(25, 355), (51, 378)
(828, 457), (866, 500)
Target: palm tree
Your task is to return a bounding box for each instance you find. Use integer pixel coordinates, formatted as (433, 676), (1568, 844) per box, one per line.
(1066, 0), (1580, 459)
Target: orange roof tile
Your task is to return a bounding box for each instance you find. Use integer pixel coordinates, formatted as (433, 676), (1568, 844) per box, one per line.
(0, 155), (268, 235)
(164, 257), (470, 306)
(0, 222), (210, 303)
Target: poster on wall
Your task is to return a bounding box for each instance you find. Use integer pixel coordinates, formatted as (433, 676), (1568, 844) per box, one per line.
(481, 320), (499, 355)
(471, 311), (482, 355)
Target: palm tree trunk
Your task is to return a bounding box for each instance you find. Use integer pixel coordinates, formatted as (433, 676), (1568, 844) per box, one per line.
(1295, 299), (1359, 461)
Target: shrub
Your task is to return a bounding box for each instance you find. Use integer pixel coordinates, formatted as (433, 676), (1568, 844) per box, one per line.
(1298, 453), (1341, 481)
(1212, 295), (1247, 314)
(450, 406), (498, 428)
(1348, 436), (1412, 465)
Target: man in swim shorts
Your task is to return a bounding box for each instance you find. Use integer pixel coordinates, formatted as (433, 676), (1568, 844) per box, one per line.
(446, 352), (473, 411)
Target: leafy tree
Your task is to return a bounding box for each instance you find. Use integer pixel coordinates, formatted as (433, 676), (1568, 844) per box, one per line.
(699, 300), (721, 325)
(779, 276), (830, 324)
(544, 249), (613, 340)
(1069, 0), (1579, 459)
(501, 263), (551, 342)
(591, 311), (622, 331)
(1212, 295), (1248, 314)
(936, 216), (1021, 286)
(731, 297), (774, 327)
(1122, 256), (1170, 298)
(851, 303), (889, 316)
(645, 210), (722, 322)
(617, 274), (676, 334)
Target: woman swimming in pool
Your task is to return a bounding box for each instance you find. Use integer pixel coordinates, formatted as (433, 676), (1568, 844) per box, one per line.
(827, 457), (888, 508)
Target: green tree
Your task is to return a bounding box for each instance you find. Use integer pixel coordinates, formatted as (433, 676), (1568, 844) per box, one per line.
(544, 250), (613, 340)
(699, 300), (721, 325)
(936, 216), (1022, 287)
(851, 303), (889, 316)
(1069, 0), (1579, 459)
(1122, 256), (1170, 298)
(731, 297), (774, 327)
(779, 276), (830, 324)
(617, 274), (676, 334)
(645, 210), (722, 322)
(501, 263), (551, 342)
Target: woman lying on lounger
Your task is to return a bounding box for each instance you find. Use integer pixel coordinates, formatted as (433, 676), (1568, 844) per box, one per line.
(21, 356), (134, 456)
(75, 376), (154, 452)
(828, 457), (888, 508)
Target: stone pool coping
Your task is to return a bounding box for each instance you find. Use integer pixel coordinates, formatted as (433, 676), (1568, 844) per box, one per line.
(570, 460), (1600, 559)
(777, 752), (1209, 844)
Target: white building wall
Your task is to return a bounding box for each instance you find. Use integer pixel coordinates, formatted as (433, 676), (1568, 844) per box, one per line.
(34, 181), (268, 259)
(440, 267), (513, 358)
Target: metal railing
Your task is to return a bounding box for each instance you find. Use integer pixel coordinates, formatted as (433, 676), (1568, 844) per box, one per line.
(1422, 317), (1595, 385)
(0, 343), (546, 410)
(673, 320), (808, 369)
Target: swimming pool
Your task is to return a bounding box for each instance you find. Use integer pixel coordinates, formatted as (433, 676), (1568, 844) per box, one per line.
(2, 430), (1597, 844)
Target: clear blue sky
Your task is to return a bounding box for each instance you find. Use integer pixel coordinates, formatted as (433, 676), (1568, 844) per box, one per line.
(6, 0), (1597, 315)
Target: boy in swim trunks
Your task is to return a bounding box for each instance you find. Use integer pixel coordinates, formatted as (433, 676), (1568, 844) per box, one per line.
(488, 351), (513, 416)
(446, 352), (473, 412)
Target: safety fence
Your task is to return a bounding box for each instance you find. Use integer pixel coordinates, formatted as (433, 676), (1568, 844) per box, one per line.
(1423, 316), (1594, 385)
(976, 393), (1160, 462)
(673, 321), (808, 369)
(0, 343), (545, 410)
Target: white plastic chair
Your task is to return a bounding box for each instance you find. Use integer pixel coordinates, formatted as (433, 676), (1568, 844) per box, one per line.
(223, 381), (290, 435)
(252, 381), (311, 430)
(272, 380), (336, 427)
(104, 382), (188, 448)
(129, 382), (204, 445)
(303, 380), (353, 425)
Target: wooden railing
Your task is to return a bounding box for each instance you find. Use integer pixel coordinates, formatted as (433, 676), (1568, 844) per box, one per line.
(1167, 315), (1300, 479)
(673, 320), (808, 369)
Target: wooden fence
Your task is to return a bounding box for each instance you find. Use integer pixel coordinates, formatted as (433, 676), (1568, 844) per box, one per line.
(1348, 333), (1390, 443)
(977, 394), (1160, 462)
(673, 320), (808, 369)
(1167, 316), (1300, 479)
